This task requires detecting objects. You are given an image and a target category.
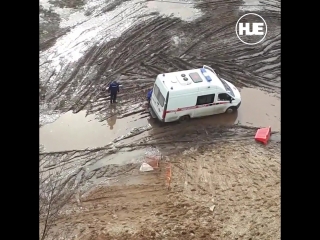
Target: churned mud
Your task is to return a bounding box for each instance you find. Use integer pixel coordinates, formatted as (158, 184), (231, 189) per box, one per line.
(39, 0), (280, 239)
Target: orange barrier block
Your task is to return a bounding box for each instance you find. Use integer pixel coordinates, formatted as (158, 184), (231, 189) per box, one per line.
(255, 126), (271, 145)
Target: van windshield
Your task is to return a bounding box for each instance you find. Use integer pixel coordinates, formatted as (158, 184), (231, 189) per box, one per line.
(218, 77), (235, 97)
(153, 84), (165, 107)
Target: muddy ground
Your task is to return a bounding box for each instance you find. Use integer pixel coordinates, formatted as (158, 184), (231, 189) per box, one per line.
(39, 0), (280, 239)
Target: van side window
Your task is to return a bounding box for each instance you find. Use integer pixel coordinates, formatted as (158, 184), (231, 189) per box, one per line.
(218, 93), (231, 101)
(196, 94), (215, 105)
(157, 93), (165, 107)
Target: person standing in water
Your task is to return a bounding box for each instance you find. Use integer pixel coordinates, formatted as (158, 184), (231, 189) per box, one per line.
(108, 81), (120, 103)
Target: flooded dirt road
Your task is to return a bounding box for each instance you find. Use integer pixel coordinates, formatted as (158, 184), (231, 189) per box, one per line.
(39, 0), (280, 239)
(40, 87), (279, 152)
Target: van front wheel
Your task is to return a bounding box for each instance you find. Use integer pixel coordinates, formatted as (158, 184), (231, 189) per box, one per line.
(179, 115), (190, 123)
(225, 107), (237, 114)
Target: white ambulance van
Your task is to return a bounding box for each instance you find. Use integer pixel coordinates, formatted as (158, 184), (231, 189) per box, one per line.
(149, 65), (241, 122)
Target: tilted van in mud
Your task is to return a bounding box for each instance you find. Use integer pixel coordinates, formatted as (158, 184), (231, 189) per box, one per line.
(149, 65), (241, 122)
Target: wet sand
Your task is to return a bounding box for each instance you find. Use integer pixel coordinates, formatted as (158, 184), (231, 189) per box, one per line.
(46, 138), (280, 240)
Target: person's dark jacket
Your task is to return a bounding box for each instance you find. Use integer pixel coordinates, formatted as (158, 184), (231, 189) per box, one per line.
(108, 81), (119, 94)
(147, 89), (153, 101)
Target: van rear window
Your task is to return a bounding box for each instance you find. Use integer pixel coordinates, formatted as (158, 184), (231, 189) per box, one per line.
(153, 84), (165, 107)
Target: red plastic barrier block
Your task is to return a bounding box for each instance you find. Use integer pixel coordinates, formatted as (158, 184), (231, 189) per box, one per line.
(255, 126), (271, 145)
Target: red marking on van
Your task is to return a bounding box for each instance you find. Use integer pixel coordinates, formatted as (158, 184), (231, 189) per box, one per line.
(165, 102), (229, 113)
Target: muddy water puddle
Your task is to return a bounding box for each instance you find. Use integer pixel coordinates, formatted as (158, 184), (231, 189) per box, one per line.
(147, 0), (202, 22)
(237, 88), (280, 131)
(82, 147), (162, 190)
(40, 110), (149, 152)
(240, 0), (264, 11)
(88, 148), (148, 171)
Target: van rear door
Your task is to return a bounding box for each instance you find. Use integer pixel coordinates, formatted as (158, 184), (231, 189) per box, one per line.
(151, 82), (168, 121)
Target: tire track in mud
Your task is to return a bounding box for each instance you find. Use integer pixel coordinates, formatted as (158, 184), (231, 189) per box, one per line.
(40, 0), (280, 123)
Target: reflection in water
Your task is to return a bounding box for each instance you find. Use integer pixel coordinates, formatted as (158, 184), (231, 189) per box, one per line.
(107, 105), (117, 130)
(40, 110), (148, 152)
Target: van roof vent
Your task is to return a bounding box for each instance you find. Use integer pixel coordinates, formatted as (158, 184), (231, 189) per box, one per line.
(171, 78), (177, 83)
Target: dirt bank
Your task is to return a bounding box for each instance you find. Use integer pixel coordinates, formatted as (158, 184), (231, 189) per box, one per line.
(42, 137), (280, 239)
